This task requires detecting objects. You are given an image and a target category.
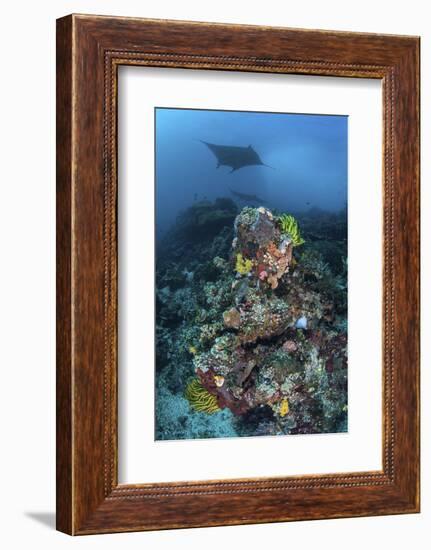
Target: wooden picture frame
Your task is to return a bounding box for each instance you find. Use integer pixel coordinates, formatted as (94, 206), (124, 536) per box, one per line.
(56, 14), (420, 535)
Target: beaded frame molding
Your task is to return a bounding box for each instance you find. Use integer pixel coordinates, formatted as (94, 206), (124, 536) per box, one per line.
(56, 14), (420, 535)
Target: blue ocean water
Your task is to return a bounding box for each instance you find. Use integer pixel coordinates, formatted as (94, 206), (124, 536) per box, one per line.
(154, 107), (348, 441)
(155, 108), (347, 237)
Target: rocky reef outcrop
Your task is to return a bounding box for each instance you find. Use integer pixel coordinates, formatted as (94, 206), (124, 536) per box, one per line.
(155, 199), (347, 439)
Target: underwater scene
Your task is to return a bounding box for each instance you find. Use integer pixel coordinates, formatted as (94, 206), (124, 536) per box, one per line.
(155, 107), (348, 440)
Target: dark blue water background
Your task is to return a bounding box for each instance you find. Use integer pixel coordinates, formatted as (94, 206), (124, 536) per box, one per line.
(155, 108), (347, 237)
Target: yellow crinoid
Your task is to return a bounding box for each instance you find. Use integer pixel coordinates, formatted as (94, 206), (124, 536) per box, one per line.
(277, 214), (305, 247)
(185, 378), (220, 414)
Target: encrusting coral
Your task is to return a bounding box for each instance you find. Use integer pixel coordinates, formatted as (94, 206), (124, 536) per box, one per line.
(279, 398), (290, 417)
(235, 252), (253, 275)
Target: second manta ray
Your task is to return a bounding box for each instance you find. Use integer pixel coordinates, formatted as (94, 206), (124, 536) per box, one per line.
(200, 140), (274, 173)
(230, 189), (267, 204)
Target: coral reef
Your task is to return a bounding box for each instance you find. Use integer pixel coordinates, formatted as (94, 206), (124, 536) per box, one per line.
(155, 199), (347, 439)
(168, 197), (238, 242)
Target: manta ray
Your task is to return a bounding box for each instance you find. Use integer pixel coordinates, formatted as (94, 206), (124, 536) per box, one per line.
(200, 140), (274, 173)
(230, 189), (266, 204)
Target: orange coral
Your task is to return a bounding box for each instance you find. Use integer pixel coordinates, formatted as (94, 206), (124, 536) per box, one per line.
(267, 241), (283, 259)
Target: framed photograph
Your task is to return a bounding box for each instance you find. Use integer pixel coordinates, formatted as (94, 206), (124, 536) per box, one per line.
(56, 14), (420, 534)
